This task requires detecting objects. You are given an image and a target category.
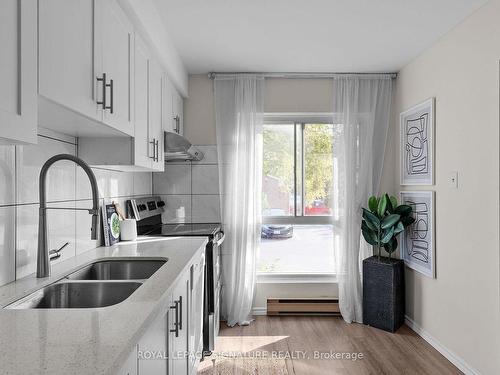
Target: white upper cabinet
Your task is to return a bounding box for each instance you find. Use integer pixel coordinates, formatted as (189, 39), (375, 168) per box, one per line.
(133, 35), (153, 169)
(0, 0), (37, 145)
(134, 34), (164, 172)
(149, 59), (165, 171)
(163, 77), (175, 133)
(38, 0), (99, 124)
(172, 88), (184, 136)
(96, 0), (134, 136)
(79, 33), (165, 172)
(38, 0), (134, 137)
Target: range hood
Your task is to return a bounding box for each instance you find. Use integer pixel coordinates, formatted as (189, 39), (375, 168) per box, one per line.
(164, 131), (204, 161)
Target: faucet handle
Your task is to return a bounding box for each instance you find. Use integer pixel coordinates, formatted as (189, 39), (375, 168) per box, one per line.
(49, 242), (69, 261)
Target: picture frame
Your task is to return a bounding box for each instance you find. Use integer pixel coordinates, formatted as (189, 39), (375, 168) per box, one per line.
(400, 98), (435, 185)
(400, 191), (435, 278)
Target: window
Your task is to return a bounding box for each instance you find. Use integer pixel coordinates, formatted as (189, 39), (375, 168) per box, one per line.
(258, 115), (336, 276)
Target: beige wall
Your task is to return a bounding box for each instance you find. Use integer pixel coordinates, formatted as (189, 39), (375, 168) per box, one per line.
(184, 75), (216, 145)
(184, 75), (333, 145)
(381, 0), (500, 373)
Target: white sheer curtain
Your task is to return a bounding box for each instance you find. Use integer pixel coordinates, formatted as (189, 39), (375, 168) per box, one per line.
(214, 75), (264, 327)
(332, 75), (393, 323)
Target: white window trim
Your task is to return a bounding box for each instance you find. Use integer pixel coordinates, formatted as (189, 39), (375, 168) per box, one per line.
(257, 272), (337, 284)
(264, 112), (334, 123)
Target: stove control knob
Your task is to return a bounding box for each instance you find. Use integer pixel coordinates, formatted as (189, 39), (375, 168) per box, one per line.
(157, 201), (165, 208)
(138, 204), (147, 211)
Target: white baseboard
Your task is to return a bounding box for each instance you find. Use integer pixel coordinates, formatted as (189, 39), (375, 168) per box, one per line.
(405, 315), (480, 375)
(252, 307), (267, 316)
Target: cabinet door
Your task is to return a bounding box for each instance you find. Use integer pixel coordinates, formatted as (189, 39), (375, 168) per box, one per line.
(97, 0), (134, 136)
(170, 272), (190, 375)
(133, 35), (152, 169)
(176, 93), (184, 136)
(162, 77), (175, 133)
(171, 89), (184, 136)
(189, 252), (205, 374)
(0, 0), (37, 145)
(149, 59), (165, 172)
(138, 310), (168, 374)
(38, 0), (100, 123)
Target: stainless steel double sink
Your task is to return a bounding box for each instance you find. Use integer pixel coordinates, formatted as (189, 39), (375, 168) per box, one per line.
(6, 259), (167, 309)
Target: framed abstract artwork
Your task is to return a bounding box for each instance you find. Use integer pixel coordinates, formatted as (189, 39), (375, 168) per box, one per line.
(400, 191), (435, 278)
(400, 98), (434, 185)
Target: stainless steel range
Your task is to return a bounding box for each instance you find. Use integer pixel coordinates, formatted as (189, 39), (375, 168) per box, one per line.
(127, 196), (224, 356)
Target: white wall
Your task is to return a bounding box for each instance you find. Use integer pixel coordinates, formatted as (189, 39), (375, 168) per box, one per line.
(0, 129), (152, 286)
(381, 0), (500, 373)
(184, 74), (338, 312)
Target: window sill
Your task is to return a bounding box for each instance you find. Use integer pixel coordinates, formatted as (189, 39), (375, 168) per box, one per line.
(256, 272), (337, 284)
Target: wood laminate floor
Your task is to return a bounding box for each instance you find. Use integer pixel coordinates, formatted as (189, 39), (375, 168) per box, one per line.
(199, 316), (461, 375)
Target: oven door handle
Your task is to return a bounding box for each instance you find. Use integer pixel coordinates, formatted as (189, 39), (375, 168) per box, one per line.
(214, 231), (225, 247)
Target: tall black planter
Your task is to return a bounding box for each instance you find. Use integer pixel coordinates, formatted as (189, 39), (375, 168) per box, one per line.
(362, 256), (405, 332)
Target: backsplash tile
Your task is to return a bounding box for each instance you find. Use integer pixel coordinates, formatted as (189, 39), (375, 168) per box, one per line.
(153, 164), (191, 195)
(16, 199), (77, 279)
(159, 194), (192, 224)
(0, 132), (153, 286)
(192, 195), (221, 223)
(0, 140), (218, 285)
(192, 165), (219, 195)
(133, 173), (152, 196)
(0, 206), (15, 285)
(75, 199), (99, 255)
(153, 145), (221, 224)
(16, 204), (41, 279)
(16, 136), (77, 204)
(0, 146), (15, 206)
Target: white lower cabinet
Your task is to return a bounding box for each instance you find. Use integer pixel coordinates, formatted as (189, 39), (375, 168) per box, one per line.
(188, 251), (205, 374)
(170, 271), (190, 375)
(118, 249), (204, 375)
(138, 310), (168, 374)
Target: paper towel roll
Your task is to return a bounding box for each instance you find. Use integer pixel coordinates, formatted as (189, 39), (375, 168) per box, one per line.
(120, 219), (137, 241)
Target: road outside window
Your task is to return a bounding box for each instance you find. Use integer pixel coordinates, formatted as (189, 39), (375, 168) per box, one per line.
(259, 121), (335, 274)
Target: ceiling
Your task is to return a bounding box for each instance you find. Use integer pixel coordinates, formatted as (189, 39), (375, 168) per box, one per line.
(154, 0), (488, 74)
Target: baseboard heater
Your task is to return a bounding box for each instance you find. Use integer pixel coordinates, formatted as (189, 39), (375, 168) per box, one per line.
(267, 298), (340, 316)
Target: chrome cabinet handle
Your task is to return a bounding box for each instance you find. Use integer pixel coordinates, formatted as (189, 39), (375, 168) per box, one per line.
(155, 139), (159, 162)
(173, 115), (180, 133)
(169, 300), (179, 337)
(149, 139), (156, 159)
(105, 79), (114, 113)
(178, 296), (183, 330)
(96, 73), (107, 109)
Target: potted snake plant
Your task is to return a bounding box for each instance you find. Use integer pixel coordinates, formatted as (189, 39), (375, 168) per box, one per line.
(361, 193), (415, 332)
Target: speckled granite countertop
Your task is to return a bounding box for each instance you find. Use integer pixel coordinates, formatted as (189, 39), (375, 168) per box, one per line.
(0, 236), (208, 375)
